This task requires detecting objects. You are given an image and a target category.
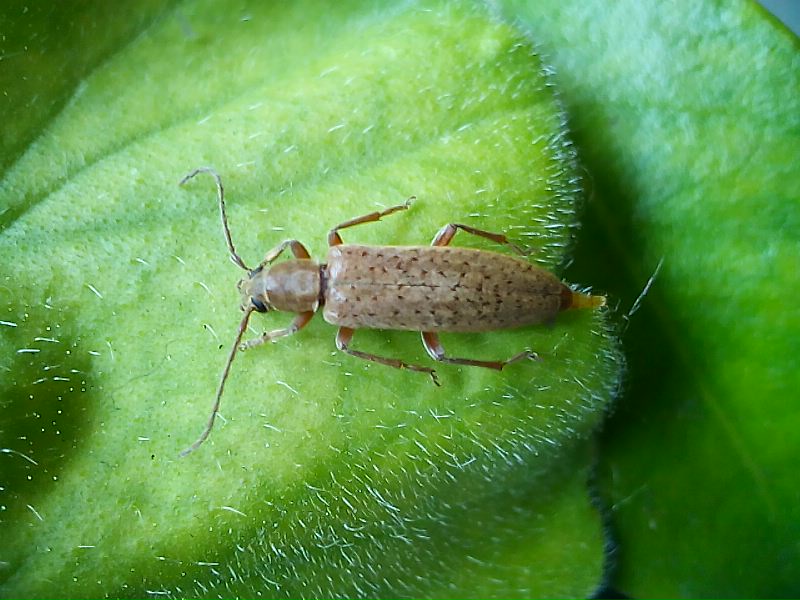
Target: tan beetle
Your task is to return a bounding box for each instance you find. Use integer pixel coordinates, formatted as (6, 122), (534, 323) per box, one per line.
(179, 168), (605, 455)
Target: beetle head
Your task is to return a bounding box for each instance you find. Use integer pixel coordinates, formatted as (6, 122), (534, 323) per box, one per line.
(237, 267), (272, 313)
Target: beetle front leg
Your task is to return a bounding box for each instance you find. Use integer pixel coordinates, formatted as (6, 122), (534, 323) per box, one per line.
(421, 331), (538, 371)
(335, 327), (440, 386)
(257, 239), (311, 268)
(241, 311), (315, 350)
(328, 197), (414, 246)
(431, 223), (527, 256)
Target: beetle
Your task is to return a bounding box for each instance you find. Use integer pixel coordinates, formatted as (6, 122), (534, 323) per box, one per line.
(179, 167), (605, 455)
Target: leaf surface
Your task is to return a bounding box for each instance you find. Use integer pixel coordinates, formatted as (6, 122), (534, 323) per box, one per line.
(0, 1), (621, 597)
(497, 0), (800, 595)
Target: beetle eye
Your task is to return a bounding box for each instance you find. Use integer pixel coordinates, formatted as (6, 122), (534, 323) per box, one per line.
(251, 297), (268, 313)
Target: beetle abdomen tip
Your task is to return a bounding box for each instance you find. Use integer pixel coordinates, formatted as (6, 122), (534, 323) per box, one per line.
(561, 285), (606, 311)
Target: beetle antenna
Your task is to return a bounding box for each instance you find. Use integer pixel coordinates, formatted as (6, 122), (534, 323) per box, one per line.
(180, 306), (255, 456)
(179, 167), (252, 271)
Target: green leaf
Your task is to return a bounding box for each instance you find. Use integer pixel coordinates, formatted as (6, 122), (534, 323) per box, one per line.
(496, 0), (800, 596)
(0, 0), (174, 175)
(0, 1), (620, 597)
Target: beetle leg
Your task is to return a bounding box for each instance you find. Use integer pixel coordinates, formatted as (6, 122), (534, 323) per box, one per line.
(431, 223), (527, 256)
(241, 311), (315, 350)
(421, 331), (538, 371)
(328, 197), (414, 246)
(335, 326), (440, 386)
(257, 239), (311, 268)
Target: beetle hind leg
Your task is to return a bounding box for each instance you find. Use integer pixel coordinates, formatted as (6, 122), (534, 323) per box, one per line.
(431, 223), (527, 256)
(336, 327), (440, 386)
(421, 331), (538, 371)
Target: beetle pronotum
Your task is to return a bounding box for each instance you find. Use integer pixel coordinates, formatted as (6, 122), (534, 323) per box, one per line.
(179, 168), (605, 455)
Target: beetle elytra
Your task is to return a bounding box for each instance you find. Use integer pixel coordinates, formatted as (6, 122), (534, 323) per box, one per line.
(179, 167), (605, 455)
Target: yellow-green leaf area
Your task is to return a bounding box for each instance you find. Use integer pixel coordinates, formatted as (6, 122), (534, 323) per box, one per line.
(0, 1), (621, 597)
